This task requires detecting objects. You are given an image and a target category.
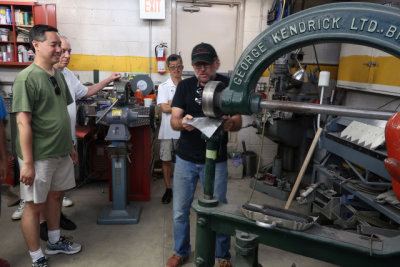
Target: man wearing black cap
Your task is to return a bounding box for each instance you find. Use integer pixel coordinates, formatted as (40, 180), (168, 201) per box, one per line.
(168, 43), (241, 267)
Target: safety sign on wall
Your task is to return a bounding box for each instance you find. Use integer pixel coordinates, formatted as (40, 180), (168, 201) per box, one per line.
(140, 0), (165, 20)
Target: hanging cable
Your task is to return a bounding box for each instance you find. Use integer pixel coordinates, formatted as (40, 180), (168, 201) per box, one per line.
(281, 0), (286, 20)
(312, 44), (320, 72)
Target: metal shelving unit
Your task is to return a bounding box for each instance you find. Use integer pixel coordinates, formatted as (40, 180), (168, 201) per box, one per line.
(0, 1), (35, 66)
(312, 164), (400, 224)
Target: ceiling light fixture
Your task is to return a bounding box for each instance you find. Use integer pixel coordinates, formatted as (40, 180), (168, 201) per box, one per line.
(183, 6), (200, 12)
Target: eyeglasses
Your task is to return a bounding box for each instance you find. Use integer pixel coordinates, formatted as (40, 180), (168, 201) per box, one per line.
(48, 76), (61, 95)
(193, 63), (212, 70)
(168, 65), (183, 71)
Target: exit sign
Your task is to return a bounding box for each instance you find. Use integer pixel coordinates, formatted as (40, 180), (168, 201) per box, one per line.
(140, 0), (165, 19)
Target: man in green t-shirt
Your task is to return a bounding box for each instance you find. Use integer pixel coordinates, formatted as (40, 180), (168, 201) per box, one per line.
(12, 24), (81, 266)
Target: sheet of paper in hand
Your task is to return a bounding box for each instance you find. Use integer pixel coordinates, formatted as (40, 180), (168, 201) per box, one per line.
(185, 117), (223, 138)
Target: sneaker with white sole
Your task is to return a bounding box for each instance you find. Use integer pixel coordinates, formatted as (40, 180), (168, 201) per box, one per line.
(45, 236), (81, 255)
(32, 256), (48, 267)
(11, 200), (25, 220)
(62, 197), (73, 207)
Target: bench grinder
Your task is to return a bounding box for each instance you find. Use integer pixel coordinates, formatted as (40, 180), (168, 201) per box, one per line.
(95, 75), (154, 225)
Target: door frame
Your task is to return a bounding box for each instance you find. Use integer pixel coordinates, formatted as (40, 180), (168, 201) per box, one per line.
(171, 0), (245, 66)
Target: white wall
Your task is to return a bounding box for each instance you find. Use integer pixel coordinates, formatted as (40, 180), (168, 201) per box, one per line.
(243, 0), (273, 49)
(52, 0), (171, 85)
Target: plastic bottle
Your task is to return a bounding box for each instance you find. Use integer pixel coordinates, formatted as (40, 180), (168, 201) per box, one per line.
(0, 7), (6, 24)
(22, 50), (28, 62)
(27, 49), (34, 61)
(135, 88), (143, 105)
(6, 9), (11, 24)
(19, 12), (23, 25)
(23, 12), (28, 25)
(14, 9), (20, 25)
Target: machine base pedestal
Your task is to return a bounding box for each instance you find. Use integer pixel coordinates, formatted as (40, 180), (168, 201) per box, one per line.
(192, 201), (400, 267)
(97, 203), (141, 225)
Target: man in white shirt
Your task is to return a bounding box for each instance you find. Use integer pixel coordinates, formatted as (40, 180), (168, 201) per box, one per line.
(55, 36), (121, 144)
(157, 54), (183, 204)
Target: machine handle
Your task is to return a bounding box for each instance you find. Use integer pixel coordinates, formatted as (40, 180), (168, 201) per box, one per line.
(285, 128), (323, 210)
(95, 99), (119, 124)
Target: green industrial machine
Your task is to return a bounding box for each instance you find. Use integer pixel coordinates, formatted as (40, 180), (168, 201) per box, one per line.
(195, 2), (400, 267)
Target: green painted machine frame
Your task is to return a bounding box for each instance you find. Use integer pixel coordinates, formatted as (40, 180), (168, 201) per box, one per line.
(193, 2), (400, 267)
(220, 2), (400, 115)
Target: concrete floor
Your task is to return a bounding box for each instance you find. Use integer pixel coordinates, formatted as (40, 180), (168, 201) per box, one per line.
(0, 175), (338, 267)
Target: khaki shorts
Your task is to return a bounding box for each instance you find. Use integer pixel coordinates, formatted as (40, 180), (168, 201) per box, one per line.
(160, 139), (178, 162)
(19, 155), (75, 204)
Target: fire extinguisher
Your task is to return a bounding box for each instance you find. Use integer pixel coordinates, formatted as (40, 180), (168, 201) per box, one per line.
(155, 43), (167, 74)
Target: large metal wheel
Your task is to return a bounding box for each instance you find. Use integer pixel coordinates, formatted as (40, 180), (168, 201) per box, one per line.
(202, 81), (226, 118)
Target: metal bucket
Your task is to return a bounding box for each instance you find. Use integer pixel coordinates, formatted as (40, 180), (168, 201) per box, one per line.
(242, 151), (257, 177)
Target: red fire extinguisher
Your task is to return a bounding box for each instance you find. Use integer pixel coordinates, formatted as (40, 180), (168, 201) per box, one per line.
(155, 43), (167, 74)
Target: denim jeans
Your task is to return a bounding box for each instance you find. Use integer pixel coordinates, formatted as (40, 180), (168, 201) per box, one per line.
(172, 155), (231, 260)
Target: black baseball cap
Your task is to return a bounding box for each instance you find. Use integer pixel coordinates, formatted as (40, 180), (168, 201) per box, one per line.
(191, 43), (218, 65)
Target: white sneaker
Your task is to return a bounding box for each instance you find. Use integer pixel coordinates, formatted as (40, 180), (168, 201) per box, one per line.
(62, 196), (73, 207)
(11, 199), (25, 220)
